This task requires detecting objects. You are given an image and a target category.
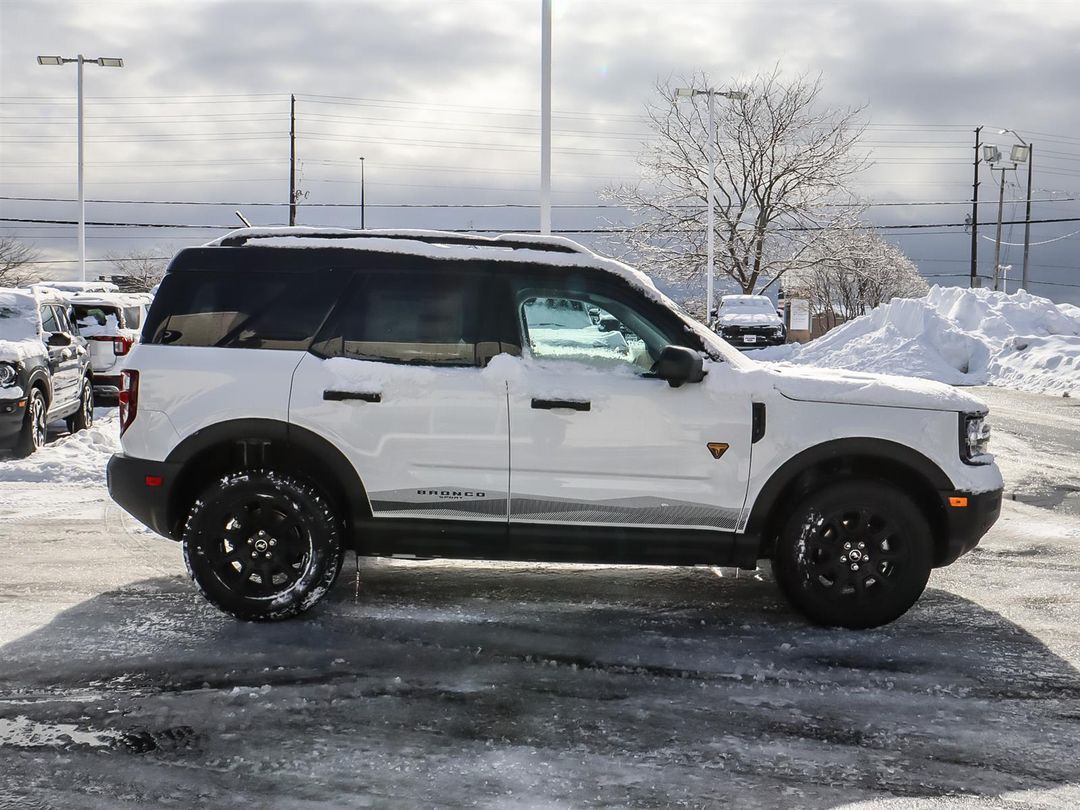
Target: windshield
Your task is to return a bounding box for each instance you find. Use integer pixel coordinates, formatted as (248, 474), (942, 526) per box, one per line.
(721, 297), (776, 313)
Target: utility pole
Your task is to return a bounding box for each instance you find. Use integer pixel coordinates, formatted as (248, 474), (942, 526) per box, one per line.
(970, 126), (981, 288)
(359, 156), (366, 229)
(1022, 142), (1033, 289)
(539, 0), (552, 234)
(289, 93), (297, 227)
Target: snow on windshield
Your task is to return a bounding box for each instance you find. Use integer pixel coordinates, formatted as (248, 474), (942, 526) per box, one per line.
(0, 294), (38, 342)
(722, 297), (775, 313)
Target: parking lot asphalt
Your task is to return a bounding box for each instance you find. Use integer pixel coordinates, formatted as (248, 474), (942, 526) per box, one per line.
(0, 398), (1078, 808)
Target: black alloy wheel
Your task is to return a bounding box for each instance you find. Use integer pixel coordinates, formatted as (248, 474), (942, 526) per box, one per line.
(772, 481), (933, 629)
(182, 470), (343, 621)
(14, 387), (48, 457)
(67, 378), (94, 433)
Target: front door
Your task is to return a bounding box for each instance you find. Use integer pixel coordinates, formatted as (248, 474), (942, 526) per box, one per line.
(505, 283), (753, 533)
(40, 304), (81, 412)
(288, 266), (512, 524)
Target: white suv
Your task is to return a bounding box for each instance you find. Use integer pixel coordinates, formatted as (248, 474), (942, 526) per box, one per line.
(107, 228), (1003, 628)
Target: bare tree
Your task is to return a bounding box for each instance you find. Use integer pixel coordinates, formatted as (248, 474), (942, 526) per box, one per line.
(0, 238), (39, 287)
(784, 224), (929, 330)
(106, 249), (167, 292)
(605, 67), (867, 306)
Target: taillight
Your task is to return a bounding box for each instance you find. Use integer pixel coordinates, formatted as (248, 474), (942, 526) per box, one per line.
(119, 369), (139, 435)
(113, 336), (134, 356)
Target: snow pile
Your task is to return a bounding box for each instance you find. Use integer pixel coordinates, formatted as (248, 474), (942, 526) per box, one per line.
(758, 286), (1080, 395)
(0, 409), (118, 483)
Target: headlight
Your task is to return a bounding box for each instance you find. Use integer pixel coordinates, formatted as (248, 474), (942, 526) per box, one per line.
(0, 362), (17, 387)
(960, 413), (991, 463)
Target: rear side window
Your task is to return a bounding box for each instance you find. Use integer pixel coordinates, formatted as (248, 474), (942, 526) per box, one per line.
(145, 270), (345, 350)
(316, 270), (505, 366)
(123, 306), (142, 329)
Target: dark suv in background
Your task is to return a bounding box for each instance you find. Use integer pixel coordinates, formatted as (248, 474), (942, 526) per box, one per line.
(0, 287), (94, 456)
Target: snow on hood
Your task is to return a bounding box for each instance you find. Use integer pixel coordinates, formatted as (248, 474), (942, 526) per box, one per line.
(748, 363), (988, 412)
(756, 286), (1080, 396)
(716, 312), (782, 327)
(0, 290), (42, 366)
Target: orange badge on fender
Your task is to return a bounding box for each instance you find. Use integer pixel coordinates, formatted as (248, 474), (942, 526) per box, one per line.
(707, 442), (729, 459)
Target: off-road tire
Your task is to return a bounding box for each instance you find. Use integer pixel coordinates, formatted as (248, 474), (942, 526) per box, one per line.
(772, 480), (934, 629)
(66, 377), (94, 434)
(14, 387), (47, 458)
(182, 470), (343, 621)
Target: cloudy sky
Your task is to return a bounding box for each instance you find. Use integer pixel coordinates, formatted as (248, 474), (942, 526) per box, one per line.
(1, 0), (1078, 302)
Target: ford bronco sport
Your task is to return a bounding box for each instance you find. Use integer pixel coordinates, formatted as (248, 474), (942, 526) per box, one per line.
(107, 228), (1003, 628)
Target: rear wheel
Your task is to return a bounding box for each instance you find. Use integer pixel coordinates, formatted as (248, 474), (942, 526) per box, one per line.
(66, 378), (94, 434)
(772, 481), (933, 629)
(14, 387), (47, 458)
(182, 470), (343, 621)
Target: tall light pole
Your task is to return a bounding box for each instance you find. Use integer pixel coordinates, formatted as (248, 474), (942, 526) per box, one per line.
(36, 55), (124, 282)
(1000, 128), (1033, 290)
(359, 156), (366, 229)
(675, 85), (748, 324)
(540, 0), (552, 234)
(983, 141), (1029, 292)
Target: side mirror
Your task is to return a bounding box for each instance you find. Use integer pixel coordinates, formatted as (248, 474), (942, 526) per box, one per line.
(47, 332), (72, 347)
(653, 345), (705, 388)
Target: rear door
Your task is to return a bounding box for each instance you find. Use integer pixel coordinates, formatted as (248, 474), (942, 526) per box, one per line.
(288, 263), (512, 524)
(504, 274), (754, 533)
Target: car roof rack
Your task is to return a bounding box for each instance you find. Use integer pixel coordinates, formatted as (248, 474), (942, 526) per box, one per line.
(215, 227), (589, 255)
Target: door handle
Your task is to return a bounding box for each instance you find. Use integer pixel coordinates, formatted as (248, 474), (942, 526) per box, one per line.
(323, 389), (381, 403)
(60, 349), (73, 360)
(531, 398), (590, 412)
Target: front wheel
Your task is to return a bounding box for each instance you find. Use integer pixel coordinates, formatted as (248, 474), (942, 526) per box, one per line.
(182, 470), (343, 621)
(14, 387), (47, 457)
(772, 481), (934, 629)
(66, 378), (94, 434)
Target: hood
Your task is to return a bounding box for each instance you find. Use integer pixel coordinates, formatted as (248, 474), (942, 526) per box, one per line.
(717, 312), (782, 327)
(755, 362), (987, 412)
(0, 338), (43, 363)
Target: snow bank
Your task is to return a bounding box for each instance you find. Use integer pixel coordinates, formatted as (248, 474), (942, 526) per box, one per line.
(758, 287), (1080, 395)
(0, 409), (118, 483)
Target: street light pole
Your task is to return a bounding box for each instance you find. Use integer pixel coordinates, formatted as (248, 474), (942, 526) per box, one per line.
(539, 0), (552, 235)
(992, 165), (1007, 291)
(999, 129), (1033, 289)
(36, 54), (124, 282)
(706, 92), (716, 322)
(675, 85), (748, 324)
(359, 156), (366, 229)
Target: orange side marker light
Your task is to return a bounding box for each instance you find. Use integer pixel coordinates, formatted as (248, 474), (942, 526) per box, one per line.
(949, 496), (968, 508)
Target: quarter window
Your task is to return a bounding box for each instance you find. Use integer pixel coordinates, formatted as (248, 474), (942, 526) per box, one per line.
(145, 270), (343, 350)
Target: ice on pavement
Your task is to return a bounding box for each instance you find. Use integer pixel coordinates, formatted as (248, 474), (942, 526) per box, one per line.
(758, 286), (1080, 395)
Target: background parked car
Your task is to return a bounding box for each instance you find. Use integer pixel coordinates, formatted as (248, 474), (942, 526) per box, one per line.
(68, 292), (149, 404)
(714, 294), (786, 349)
(0, 287), (94, 456)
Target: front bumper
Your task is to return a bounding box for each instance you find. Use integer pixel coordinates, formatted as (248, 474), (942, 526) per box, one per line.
(107, 453), (183, 539)
(720, 332), (786, 349)
(0, 395), (27, 447)
(936, 487), (1003, 566)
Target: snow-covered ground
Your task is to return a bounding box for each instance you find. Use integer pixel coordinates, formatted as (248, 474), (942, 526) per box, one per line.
(1, 395), (1079, 807)
(757, 287), (1080, 396)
